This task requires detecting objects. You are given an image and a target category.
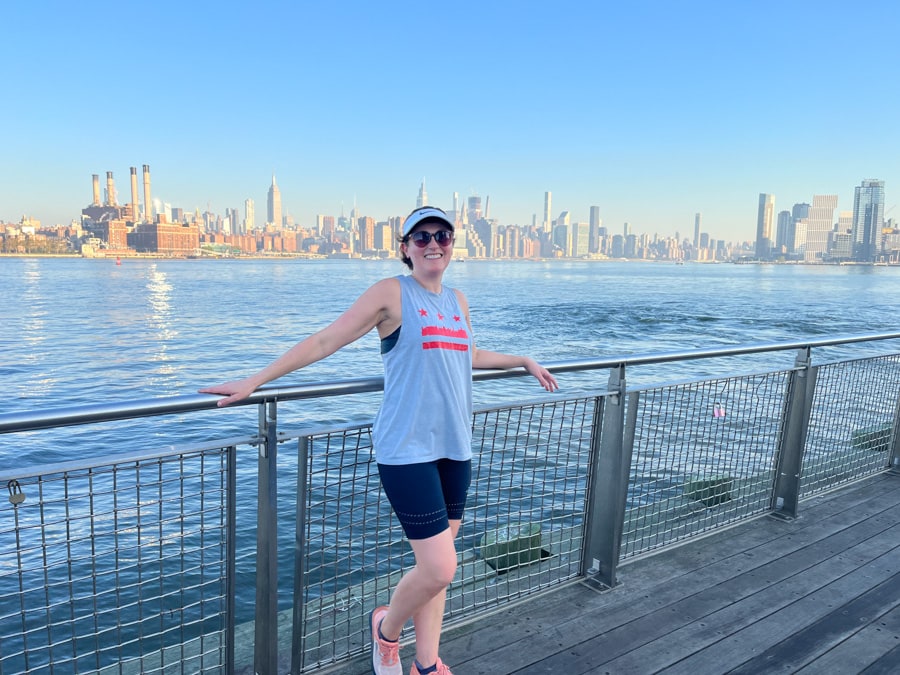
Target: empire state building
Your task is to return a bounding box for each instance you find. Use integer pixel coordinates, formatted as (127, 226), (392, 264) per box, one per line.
(267, 175), (282, 227)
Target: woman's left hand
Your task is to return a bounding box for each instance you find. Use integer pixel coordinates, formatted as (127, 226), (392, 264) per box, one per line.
(524, 358), (559, 392)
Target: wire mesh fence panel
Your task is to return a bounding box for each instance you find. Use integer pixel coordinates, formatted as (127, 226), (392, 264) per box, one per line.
(293, 396), (594, 671)
(294, 426), (393, 671)
(0, 445), (237, 675)
(463, 397), (593, 603)
(800, 355), (900, 497)
(621, 371), (789, 559)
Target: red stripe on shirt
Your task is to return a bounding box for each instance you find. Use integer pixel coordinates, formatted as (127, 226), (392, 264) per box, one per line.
(422, 341), (470, 352)
(421, 326), (469, 339)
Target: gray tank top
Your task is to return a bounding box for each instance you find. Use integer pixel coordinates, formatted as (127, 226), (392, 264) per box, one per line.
(372, 275), (474, 465)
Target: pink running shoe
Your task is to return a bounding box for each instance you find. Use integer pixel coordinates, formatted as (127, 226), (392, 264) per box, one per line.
(410, 657), (453, 675)
(371, 605), (402, 675)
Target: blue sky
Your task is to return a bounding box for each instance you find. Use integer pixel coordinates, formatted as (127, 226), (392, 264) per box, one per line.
(2, 0), (897, 241)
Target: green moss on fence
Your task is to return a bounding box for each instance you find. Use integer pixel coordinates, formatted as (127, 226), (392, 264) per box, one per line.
(851, 423), (892, 452)
(684, 476), (733, 507)
(478, 523), (544, 572)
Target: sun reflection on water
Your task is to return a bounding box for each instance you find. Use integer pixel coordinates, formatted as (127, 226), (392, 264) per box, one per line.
(145, 264), (179, 386)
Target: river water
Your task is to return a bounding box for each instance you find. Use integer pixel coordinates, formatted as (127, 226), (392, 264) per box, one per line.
(2, 256), (900, 470)
(2, 256), (900, 646)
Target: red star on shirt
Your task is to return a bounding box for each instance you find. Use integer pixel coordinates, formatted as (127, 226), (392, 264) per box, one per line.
(438, 313), (444, 320)
(419, 308), (428, 317)
(453, 315), (461, 322)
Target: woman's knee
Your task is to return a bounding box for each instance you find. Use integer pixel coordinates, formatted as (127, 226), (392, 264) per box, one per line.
(413, 544), (457, 588)
(411, 528), (458, 588)
(421, 557), (456, 589)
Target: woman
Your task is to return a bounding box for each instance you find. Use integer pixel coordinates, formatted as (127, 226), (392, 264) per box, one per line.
(201, 205), (558, 675)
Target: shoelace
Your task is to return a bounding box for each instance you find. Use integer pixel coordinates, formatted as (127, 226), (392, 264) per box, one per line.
(378, 639), (399, 665)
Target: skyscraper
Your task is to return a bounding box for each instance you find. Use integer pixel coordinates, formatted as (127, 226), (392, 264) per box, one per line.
(693, 213), (702, 249)
(805, 195), (838, 261)
(775, 210), (792, 254)
(831, 211), (854, 259)
(852, 179), (885, 262)
(553, 212), (572, 257)
(468, 195), (482, 223)
(318, 214), (335, 240)
(792, 203), (810, 221)
(589, 206), (601, 254)
(543, 192), (552, 233)
(755, 194), (775, 259)
(225, 208), (239, 235)
(244, 198), (255, 234)
(267, 175), (282, 227)
(790, 203), (810, 256)
(358, 216), (375, 252)
(417, 179), (428, 208)
(573, 222), (590, 257)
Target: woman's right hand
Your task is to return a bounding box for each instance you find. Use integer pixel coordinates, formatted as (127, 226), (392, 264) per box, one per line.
(199, 378), (259, 407)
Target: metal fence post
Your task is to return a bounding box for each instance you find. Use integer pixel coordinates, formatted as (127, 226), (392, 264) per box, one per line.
(890, 387), (900, 474)
(226, 444), (237, 675)
(290, 436), (310, 675)
(581, 364), (628, 589)
(255, 401), (279, 674)
(771, 348), (816, 519)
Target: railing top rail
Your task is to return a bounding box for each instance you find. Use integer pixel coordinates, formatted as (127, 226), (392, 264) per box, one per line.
(3, 332), (900, 434)
(0, 434), (257, 483)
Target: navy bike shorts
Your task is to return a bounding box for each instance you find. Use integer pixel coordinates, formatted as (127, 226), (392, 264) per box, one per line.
(377, 458), (471, 540)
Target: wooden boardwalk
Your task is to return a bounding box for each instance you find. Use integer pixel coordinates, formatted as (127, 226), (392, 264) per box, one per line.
(325, 471), (900, 674)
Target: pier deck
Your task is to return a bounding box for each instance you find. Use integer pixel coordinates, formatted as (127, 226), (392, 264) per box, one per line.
(326, 471), (900, 674)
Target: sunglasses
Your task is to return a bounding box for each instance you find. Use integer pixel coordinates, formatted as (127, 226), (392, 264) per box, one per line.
(406, 230), (454, 248)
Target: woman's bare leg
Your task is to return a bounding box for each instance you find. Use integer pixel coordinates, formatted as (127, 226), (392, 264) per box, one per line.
(410, 520), (461, 668)
(378, 519), (461, 669)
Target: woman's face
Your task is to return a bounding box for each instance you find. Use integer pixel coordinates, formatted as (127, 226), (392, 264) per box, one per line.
(402, 224), (455, 272)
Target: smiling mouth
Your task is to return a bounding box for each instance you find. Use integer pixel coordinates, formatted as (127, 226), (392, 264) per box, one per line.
(425, 253), (443, 259)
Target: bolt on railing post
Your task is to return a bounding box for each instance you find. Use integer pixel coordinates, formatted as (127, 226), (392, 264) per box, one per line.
(290, 436), (310, 675)
(771, 347), (816, 519)
(254, 400), (279, 675)
(581, 364), (630, 588)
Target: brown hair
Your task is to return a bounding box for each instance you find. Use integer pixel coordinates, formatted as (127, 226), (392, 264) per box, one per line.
(397, 233), (413, 270)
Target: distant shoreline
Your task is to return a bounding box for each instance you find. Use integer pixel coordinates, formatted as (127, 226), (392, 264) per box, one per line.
(0, 252), (896, 266)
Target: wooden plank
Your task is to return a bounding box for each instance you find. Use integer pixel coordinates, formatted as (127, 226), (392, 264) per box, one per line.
(860, 642), (900, 675)
(727, 572), (900, 674)
(795, 603), (900, 674)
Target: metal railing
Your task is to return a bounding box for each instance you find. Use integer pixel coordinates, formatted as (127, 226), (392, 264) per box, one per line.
(2, 333), (900, 674)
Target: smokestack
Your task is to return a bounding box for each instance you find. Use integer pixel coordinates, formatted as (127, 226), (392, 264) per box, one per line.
(92, 174), (101, 206)
(142, 164), (152, 223)
(105, 171), (117, 206)
(130, 167), (139, 220)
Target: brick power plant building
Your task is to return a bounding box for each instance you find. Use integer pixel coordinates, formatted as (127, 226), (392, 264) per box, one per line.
(81, 165), (199, 255)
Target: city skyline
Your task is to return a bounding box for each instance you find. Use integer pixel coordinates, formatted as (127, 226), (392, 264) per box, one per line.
(5, 171), (898, 262)
(2, 1), (898, 240)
